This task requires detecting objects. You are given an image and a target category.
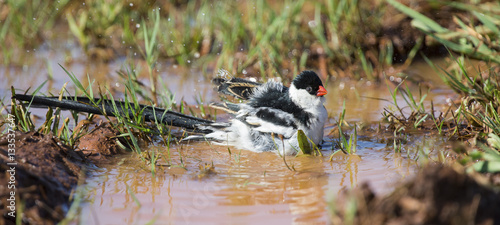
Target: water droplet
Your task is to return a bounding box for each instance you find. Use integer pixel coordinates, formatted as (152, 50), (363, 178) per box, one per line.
(194, 52), (200, 58)
(82, 2), (85, 5)
(33, 18), (36, 20)
(136, 24), (140, 28)
(56, 8), (59, 10)
(134, 52), (137, 56)
(308, 21), (317, 28)
(242, 69), (248, 75)
(187, 60), (191, 63)
(168, 18), (171, 22)
(129, 3), (133, 6)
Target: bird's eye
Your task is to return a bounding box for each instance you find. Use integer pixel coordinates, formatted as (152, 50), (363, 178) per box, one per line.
(306, 87), (312, 93)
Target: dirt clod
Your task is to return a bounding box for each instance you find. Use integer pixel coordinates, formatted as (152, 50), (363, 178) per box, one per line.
(0, 124), (125, 224)
(332, 164), (500, 225)
(0, 131), (86, 225)
(76, 122), (126, 159)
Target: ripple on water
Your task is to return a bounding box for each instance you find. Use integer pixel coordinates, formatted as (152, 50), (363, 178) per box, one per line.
(78, 136), (429, 224)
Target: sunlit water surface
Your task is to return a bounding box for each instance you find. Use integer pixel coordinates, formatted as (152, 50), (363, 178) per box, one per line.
(80, 139), (425, 225)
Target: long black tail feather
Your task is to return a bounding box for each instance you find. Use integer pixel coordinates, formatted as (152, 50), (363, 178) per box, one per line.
(12, 94), (213, 131)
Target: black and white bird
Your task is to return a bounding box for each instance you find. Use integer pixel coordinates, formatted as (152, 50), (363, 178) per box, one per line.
(12, 70), (328, 155)
(186, 70), (328, 155)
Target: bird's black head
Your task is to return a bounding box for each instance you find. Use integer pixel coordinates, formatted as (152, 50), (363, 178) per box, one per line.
(292, 71), (327, 96)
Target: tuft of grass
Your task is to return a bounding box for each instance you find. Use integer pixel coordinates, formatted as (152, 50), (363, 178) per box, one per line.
(382, 77), (451, 136)
(336, 101), (357, 155)
(438, 57), (500, 172)
(10, 82), (47, 132)
(54, 60), (214, 173)
(139, 9), (161, 104)
(388, 0), (500, 64)
(66, 0), (126, 60)
(8, 79), (96, 148)
(0, 0), (70, 64)
(379, 52), (500, 173)
(56, 64), (173, 173)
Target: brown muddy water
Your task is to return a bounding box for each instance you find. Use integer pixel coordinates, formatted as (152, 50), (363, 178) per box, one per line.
(1, 42), (459, 224)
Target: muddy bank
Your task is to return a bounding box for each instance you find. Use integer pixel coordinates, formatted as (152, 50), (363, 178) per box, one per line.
(331, 164), (500, 225)
(0, 123), (123, 224)
(0, 131), (85, 224)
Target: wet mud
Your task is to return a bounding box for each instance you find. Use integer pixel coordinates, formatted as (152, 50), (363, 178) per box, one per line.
(76, 122), (127, 160)
(0, 131), (85, 224)
(332, 164), (500, 225)
(0, 124), (123, 224)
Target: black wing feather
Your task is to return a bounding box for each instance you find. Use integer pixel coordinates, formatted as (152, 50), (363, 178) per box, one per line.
(212, 77), (261, 100)
(248, 86), (312, 127)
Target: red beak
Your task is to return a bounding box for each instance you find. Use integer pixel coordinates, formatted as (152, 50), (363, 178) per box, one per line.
(317, 86), (327, 97)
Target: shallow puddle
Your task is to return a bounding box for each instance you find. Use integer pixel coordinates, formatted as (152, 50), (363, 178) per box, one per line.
(80, 138), (430, 224)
